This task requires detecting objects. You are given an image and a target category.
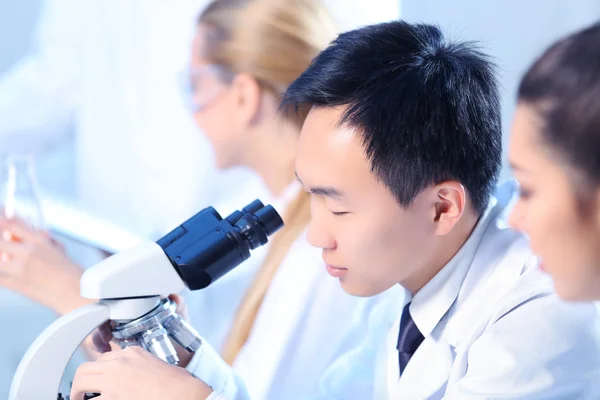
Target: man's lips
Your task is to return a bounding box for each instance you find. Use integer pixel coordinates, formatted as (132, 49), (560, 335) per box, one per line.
(325, 264), (348, 278)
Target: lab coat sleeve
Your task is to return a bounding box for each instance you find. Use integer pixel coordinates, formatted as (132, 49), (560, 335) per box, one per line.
(187, 291), (400, 400)
(206, 393), (232, 400)
(444, 294), (600, 399)
(0, 0), (80, 153)
(186, 339), (252, 400)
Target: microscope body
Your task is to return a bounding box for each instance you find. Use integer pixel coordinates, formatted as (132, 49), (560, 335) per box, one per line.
(9, 200), (283, 400)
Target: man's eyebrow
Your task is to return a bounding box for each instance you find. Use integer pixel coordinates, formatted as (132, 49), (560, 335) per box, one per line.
(295, 171), (344, 200)
(310, 186), (344, 200)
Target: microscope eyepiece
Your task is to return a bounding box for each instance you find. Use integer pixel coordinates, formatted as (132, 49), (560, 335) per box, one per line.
(242, 199), (265, 214)
(234, 203), (282, 250)
(157, 200), (283, 290)
(254, 205), (283, 236)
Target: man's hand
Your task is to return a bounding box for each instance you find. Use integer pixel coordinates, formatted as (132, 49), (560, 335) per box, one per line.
(70, 346), (214, 400)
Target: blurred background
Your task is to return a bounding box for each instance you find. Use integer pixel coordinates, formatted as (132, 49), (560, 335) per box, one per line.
(0, 0), (599, 397)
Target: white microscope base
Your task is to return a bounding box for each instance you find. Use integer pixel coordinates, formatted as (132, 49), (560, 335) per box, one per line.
(9, 303), (110, 400)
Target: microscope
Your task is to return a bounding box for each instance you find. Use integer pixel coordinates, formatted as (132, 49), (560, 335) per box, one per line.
(8, 200), (283, 400)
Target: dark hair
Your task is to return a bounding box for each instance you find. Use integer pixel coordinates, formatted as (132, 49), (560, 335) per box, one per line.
(281, 20), (502, 215)
(518, 22), (600, 185)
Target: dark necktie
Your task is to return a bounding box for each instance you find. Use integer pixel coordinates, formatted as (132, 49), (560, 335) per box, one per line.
(396, 302), (424, 376)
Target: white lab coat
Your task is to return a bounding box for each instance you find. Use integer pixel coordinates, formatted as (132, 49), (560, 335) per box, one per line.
(0, 0), (251, 238)
(186, 183), (392, 400)
(376, 181), (600, 399)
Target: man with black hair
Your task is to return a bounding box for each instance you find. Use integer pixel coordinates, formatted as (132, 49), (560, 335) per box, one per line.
(70, 21), (600, 400)
(281, 20), (600, 398)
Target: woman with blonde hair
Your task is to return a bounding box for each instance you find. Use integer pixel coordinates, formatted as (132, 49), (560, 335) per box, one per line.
(176, 1), (381, 397)
(1, 0), (386, 398)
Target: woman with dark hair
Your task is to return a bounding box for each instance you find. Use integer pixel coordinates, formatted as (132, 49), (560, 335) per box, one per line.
(509, 22), (600, 301)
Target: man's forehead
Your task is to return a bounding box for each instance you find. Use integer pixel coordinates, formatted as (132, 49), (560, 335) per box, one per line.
(304, 106), (345, 128)
(299, 107), (362, 152)
(296, 107), (372, 186)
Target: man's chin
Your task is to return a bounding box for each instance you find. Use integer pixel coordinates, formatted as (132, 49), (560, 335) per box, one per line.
(338, 279), (386, 298)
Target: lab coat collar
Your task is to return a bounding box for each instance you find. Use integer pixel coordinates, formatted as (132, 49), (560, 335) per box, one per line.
(409, 181), (516, 340)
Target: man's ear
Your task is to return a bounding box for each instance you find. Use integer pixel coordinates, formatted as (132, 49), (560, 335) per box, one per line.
(432, 181), (467, 235)
(231, 73), (262, 126)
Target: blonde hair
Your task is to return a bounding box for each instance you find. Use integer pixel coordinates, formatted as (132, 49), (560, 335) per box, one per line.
(197, 0), (337, 364)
